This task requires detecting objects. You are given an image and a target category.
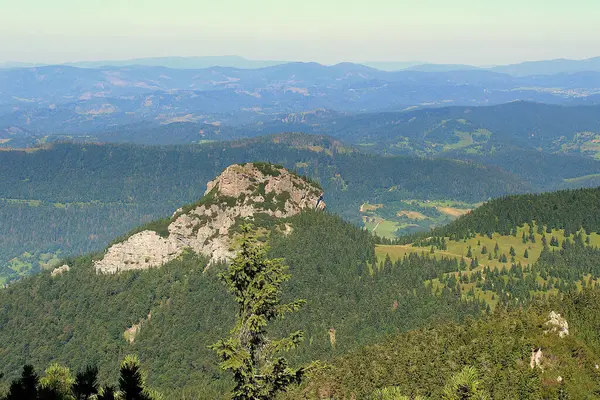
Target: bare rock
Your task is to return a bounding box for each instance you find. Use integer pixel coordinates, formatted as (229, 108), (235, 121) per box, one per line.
(94, 163), (324, 274)
(530, 348), (543, 369)
(51, 264), (70, 277)
(545, 311), (569, 338)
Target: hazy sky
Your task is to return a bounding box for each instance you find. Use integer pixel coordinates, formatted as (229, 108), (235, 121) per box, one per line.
(1, 0), (599, 65)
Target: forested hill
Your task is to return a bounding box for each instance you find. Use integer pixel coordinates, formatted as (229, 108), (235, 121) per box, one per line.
(425, 187), (600, 239)
(0, 135), (526, 282)
(0, 211), (484, 398)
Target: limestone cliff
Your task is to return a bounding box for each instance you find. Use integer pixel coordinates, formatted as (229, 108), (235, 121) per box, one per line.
(94, 163), (324, 274)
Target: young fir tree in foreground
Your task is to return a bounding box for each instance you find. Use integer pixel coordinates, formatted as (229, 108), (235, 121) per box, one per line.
(211, 224), (305, 399)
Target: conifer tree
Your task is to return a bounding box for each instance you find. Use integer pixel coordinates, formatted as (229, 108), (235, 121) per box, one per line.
(73, 366), (99, 400)
(211, 224), (305, 399)
(6, 365), (38, 400)
(118, 355), (152, 400)
(39, 363), (75, 400)
(97, 387), (116, 400)
(442, 366), (488, 399)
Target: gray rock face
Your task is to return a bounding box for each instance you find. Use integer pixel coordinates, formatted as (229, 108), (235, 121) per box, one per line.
(545, 311), (569, 338)
(51, 264), (70, 277)
(94, 163), (324, 274)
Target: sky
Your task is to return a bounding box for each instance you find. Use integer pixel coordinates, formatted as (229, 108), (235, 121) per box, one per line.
(1, 0), (599, 65)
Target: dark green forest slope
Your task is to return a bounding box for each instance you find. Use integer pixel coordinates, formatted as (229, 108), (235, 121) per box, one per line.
(421, 187), (600, 240)
(295, 289), (600, 399)
(0, 211), (483, 398)
(0, 134), (526, 282)
(2, 183), (600, 398)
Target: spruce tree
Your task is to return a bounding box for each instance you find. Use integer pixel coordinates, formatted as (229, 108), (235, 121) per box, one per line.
(6, 365), (38, 400)
(38, 363), (75, 400)
(73, 366), (99, 400)
(442, 366), (488, 400)
(97, 387), (116, 400)
(211, 224), (305, 399)
(118, 355), (151, 400)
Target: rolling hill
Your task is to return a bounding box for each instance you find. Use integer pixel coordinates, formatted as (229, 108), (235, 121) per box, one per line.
(0, 134), (526, 283)
(1, 174), (600, 399)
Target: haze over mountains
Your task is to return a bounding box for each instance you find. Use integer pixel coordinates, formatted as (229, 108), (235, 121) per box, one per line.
(3, 55), (600, 74)
(3, 50), (600, 397)
(2, 57), (600, 151)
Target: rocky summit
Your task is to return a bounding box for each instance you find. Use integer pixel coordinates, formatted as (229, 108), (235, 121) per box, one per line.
(94, 163), (325, 274)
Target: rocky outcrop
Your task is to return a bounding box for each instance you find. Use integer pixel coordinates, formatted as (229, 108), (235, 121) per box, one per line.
(94, 163), (324, 274)
(530, 348), (543, 369)
(51, 264), (70, 277)
(545, 311), (569, 338)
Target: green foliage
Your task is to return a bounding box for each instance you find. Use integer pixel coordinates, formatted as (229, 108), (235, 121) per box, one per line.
(119, 356), (152, 400)
(251, 162), (283, 177)
(370, 386), (410, 400)
(6, 365), (38, 400)
(73, 366), (98, 400)
(442, 367), (487, 400)
(419, 187), (600, 241)
(299, 289), (600, 399)
(0, 211), (482, 397)
(0, 138), (526, 282)
(211, 225), (305, 399)
(1, 358), (160, 400)
(39, 363), (75, 400)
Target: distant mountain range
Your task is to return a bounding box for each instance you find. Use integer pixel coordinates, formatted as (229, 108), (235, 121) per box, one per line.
(2, 55), (600, 75)
(2, 62), (600, 140)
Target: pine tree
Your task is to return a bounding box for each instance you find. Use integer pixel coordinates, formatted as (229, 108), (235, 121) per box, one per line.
(509, 246), (516, 257)
(211, 224), (305, 399)
(466, 246), (472, 258)
(524, 249), (529, 259)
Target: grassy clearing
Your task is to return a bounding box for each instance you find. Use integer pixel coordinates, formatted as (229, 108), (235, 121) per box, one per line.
(361, 200), (478, 239)
(564, 173), (600, 184)
(397, 210), (427, 220)
(444, 131), (474, 150)
(376, 225), (600, 308)
(360, 202), (384, 213)
(438, 207), (471, 217)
